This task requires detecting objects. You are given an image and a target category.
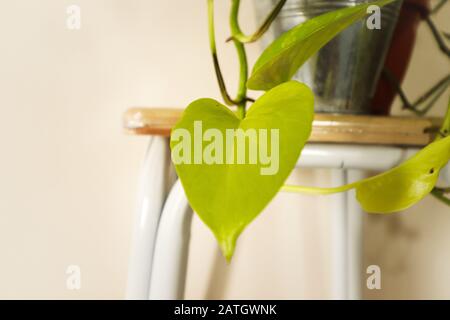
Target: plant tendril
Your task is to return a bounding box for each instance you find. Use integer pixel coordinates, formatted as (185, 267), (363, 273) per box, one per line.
(228, 0), (287, 43)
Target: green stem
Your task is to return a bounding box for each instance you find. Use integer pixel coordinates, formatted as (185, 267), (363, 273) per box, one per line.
(412, 74), (450, 109)
(230, 0), (249, 118)
(282, 182), (358, 195)
(208, 0), (249, 115)
(233, 41), (247, 119)
(434, 187), (450, 193)
(425, 15), (450, 58)
(437, 97), (450, 139)
(431, 189), (450, 206)
(229, 0), (287, 43)
(431, 0), (447, 14)
(208, 0), (238, 106)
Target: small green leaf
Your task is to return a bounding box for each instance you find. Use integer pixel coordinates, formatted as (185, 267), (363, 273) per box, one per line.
(247, 0), (397, 91)
(356, 136), (450, 213)
(283, 136), (450, 213)
(170, 81), (314, 260)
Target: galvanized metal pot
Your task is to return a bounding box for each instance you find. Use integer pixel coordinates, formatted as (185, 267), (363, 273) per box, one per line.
(254, 0), (403, 114)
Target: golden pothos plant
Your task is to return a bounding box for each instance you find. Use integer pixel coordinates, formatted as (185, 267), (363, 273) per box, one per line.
(169, 0), (450, 260)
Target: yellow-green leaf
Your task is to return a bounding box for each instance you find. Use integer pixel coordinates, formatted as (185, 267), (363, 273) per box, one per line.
(171, 81), (314, 260)
(283, 136), (450, 213)
(356, 136), (450, 213)
(248, 0), (397, 91)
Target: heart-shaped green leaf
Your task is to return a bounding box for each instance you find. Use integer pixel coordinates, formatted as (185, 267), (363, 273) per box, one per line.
(247, 0), (397, 91)
(283, 136), (450, 213)
(170, 81), (314, 260)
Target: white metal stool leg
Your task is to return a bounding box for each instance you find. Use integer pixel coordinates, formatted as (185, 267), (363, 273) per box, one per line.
(330, 169), (348, 300)
(347, 170), (366, 300)
(329, 169), (367, 300)
(126, 137), (171, 299)
(149, 179), (193, 300)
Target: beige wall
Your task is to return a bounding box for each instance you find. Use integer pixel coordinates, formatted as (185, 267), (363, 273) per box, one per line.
(0, 0), (448, 299)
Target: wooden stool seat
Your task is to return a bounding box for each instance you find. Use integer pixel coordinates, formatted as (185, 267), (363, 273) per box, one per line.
(123, 107), (441, 146)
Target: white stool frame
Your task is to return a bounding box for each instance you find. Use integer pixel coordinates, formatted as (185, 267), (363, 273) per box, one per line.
(126, 136), (436, 300)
